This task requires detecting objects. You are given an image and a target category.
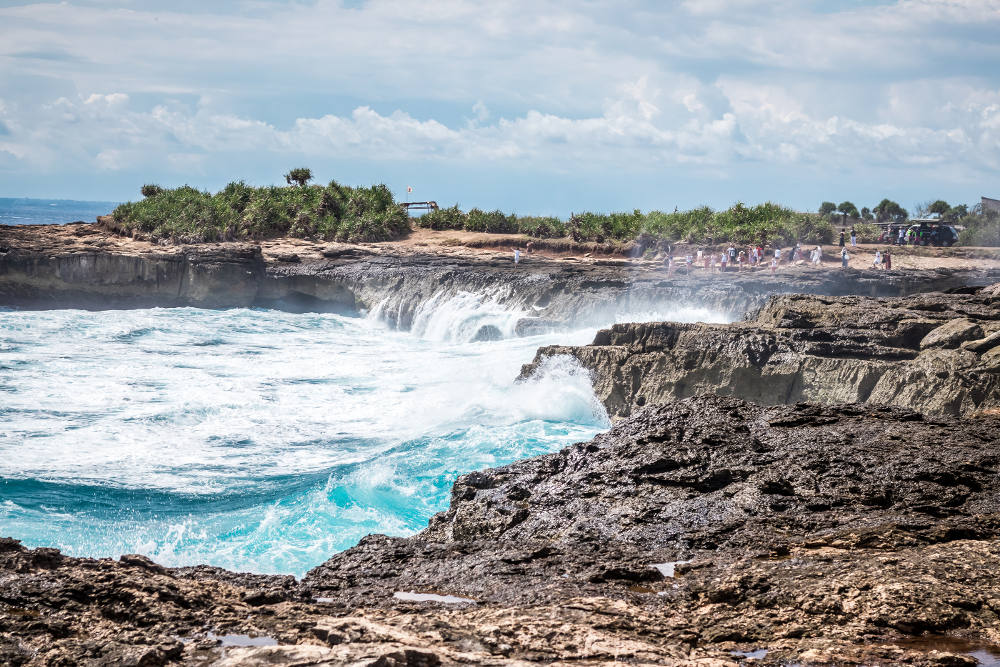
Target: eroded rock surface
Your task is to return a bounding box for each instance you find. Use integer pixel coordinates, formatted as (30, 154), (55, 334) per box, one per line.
(5, 398), (999, 665)
(523, 286), (1000, 418)
(4, 224), (1000, 332)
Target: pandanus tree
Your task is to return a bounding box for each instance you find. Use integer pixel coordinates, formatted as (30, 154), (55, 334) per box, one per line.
(284, 167), (313, 188)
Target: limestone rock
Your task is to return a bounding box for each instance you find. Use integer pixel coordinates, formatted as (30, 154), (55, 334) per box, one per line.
(523, 287), (1000, 418)
(3, 399), (1000, 665)
(920, 318), (983, 349)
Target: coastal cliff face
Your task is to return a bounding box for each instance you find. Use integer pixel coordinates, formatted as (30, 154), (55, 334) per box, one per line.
(4, 397), (1000, 665)
(522, 284), (1000, 418)
(3, 225), (1000, 331)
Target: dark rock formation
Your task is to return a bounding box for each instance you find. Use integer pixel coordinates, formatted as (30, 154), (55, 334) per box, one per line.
(4, 225), (1000, 335)
(522, 285), (1000, 418)
(5, 398), (998, 665)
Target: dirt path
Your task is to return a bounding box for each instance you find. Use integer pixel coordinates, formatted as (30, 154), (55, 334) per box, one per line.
(5, 222), (1000, 272)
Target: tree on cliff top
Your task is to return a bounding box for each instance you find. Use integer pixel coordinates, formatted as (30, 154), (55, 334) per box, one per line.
(928, 200), (951, 216)
(874, 199), (908, 223)
(837, 201), (859, 220)
(819, 201), (837, 217)
(141, 184), (164, 198)
(284, 168), (313, 187)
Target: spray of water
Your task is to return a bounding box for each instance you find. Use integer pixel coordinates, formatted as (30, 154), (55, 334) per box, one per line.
(0, 292), (728, 576)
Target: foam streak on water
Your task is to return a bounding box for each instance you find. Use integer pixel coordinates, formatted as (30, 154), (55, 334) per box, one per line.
(0, 298), (724, 576)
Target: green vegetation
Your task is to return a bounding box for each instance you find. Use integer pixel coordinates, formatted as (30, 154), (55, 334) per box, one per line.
(837, 201), (859, 221)
(417, 202), (833, 246)
(874, 199), (908, 223)
(110, 176), (408, 243)
(110, 178), (998, 249)
(140, 184), (164, 198)
(284, 167), (313, 187)
(958, 206), (1000, 247)
(852, 222), (881, 243)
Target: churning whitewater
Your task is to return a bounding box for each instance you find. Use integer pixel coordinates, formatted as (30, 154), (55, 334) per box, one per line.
(0, 295), (726, 577)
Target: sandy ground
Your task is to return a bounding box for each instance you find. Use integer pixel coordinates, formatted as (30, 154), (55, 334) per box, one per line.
(4, 222), (1000, 273)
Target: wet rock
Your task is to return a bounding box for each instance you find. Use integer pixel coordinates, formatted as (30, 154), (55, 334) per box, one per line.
(119, 553), (166, 574)
(4, 398), (1000, 665)
(523, 287), (1000, 418)
(5, 223), (1000, 324)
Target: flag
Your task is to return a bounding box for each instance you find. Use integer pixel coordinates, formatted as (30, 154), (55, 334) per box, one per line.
(407, 186), (412, 193)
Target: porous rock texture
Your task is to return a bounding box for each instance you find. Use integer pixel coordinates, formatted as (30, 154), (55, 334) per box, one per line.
(4, 397), (1000, 665)
(4, 224), (1000, 332)
(523, 284), (1000, 418)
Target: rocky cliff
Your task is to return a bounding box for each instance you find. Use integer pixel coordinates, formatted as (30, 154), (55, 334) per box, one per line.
(4, 225), (1000, 334)
(4, 397), (1000, 665)
(523, 283), (1000, 418)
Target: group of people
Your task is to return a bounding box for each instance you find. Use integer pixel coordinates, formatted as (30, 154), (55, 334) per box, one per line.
(664, 242), (829, 276)
(513, 237), (895, 272)
(839, 228), (859, 247)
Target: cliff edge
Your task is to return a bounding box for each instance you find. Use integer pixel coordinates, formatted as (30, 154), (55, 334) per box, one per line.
(523, 284), (1000, 418)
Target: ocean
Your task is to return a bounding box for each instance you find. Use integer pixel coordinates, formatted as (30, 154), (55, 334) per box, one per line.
(0, 199), (727, 577)
(0, 197), (119, 226)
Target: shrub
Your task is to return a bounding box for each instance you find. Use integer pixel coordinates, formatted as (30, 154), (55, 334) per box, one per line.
(516, 215), (566, 238)
(958, 212), (1000, 246)
(415, 205), (466, 230)
(466, 208), (518, 234)
(853, 222), (880, 243)
(111, 177), (409, 243)
(140, 184), (164, 198)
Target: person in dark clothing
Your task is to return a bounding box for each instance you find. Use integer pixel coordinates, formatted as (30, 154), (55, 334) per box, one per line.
(839, 231), (845, 247)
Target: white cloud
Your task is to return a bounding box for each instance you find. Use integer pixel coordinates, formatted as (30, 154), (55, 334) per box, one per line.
(0, 0), (998, 201)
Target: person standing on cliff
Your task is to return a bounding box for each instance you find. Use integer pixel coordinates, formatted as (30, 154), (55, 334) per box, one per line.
(884, 249), (892, 270)
(839, 230), (845, 247)
(850, 227), (857, 246)
(514, 247), (521, 265)
(841, 247), (849, 268)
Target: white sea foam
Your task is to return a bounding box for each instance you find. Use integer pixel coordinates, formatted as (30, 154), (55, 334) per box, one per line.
(0, 297), (727, 575)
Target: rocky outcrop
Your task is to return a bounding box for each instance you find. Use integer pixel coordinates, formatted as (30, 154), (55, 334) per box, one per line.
(4, 398), (1000, 665)
(522, 285), (1000, 418)
(4, 224), (1000, 331)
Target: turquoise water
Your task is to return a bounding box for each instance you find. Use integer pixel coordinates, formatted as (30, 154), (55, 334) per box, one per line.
(0, 300), (724, 577)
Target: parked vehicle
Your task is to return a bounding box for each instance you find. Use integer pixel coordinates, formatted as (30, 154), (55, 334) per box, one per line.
(903, 224), (958, 247)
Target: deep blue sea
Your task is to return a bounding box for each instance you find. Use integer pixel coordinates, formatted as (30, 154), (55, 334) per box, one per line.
(0, 197), (119, 226)
(0, 199), (728, 577)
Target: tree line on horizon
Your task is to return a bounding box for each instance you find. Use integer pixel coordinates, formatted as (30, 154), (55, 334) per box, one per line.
(817, 198), (972, 225)
(107, 168), (1000, 247)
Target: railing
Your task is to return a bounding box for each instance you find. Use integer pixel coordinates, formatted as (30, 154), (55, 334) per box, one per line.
(401, 201), (439, 212)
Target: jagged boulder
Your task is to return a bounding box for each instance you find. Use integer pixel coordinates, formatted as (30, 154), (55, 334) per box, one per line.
(523, 286), (1000, 418)
(920, 318), (984, 349)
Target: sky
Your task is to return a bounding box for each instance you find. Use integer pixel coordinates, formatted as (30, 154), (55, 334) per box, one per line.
(0, 0), (998, 215)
